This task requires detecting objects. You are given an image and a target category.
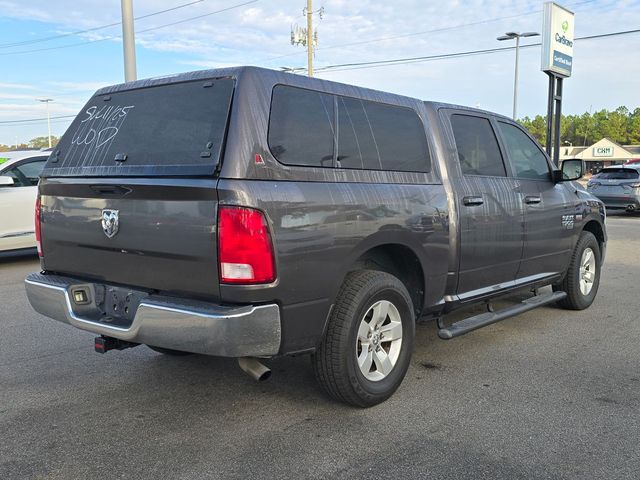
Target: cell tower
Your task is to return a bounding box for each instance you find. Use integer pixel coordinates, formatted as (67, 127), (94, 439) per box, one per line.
(290, 1), (324, 77)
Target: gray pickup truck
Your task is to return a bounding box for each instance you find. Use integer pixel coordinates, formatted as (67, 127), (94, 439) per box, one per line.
(25, 67), (606, 407)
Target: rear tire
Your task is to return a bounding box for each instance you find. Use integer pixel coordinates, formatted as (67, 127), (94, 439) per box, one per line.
(146, 345), (193, 356)
(313, 270), (415, 407)
(553, 231), (601, 310)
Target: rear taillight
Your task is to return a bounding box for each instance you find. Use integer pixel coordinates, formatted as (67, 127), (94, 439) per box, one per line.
(35, 197), (43, 257)
(218, 206), (275, 284)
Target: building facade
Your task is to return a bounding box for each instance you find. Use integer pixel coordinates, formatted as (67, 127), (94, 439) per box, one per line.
(560, 138), (640, 173)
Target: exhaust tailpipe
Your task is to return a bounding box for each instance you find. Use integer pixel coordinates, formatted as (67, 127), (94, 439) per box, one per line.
(238, 357), (271, 382)
(626, 205), (636, 212)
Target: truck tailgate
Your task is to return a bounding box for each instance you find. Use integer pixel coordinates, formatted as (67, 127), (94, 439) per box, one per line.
(39, 177), (220, 300)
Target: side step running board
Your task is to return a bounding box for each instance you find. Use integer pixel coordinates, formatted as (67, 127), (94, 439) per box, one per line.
(438, 291), (567, 340)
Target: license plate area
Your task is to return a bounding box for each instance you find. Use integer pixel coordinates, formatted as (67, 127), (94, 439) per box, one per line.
(67, 283), (149, 329)
(98, 286), (147, 327)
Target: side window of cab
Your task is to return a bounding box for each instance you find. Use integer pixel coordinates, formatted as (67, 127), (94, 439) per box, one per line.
(1, 159), (47, 187)
(497, 121), (551, 180)
(450, 114), (507, 177)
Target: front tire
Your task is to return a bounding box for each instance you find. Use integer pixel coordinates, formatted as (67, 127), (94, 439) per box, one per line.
(554, 231), (601, 310)
(313, 270), (415, 407)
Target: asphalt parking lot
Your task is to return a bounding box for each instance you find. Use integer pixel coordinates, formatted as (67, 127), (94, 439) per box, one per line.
(1, 212), (638, 480)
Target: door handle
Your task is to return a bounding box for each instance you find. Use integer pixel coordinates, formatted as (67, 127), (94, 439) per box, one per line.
(524, 196), (542, 205)
(462, 196), (484, 206)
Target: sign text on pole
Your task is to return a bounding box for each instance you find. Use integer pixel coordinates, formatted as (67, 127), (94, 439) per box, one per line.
(541, 2), (575, 78)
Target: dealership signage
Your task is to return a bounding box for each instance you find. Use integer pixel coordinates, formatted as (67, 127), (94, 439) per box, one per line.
(593, 146), (614, 157)
(541, 2), (575, 77)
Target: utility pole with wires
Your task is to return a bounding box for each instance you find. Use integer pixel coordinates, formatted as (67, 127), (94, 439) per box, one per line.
(291, 1), (324, 76)
(306, 0), (313, 77)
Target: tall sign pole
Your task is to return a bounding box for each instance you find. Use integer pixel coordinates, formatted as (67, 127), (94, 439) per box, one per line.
(121, 0), (138, 82)
(541, 2), (574, 165)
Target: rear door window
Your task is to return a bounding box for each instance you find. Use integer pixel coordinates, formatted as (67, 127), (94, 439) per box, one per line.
(450, 114), (506, 177)
(597, 169), (639, 179)
(268, 85), (335, 168)
(45, 78), (235, 177)
(498, 121), (551, 180)
(268, 85), (430, 172)
(337, 96), (430, 172)
(16, 159), (47, 185)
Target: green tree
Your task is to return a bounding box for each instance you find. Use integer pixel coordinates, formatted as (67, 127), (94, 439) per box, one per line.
(627, 108), (640, 144)
(28, 136), (59, 149)
(519, 115), (547, 145)
(601, 107), (629, 143)
(519, 106), (639, 146)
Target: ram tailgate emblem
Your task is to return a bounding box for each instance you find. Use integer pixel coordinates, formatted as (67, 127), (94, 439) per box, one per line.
(101, 209), (120, 238)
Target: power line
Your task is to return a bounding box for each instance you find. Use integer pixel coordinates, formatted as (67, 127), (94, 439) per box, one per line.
(1, 27), (638, 125)
(0, 0), (208, 49)
(266, 0), (597, 63)
(135, 0), (258, 33)
(0, 115), (76, 125)
(2, 119), (74, 128)
(314, 28), (640, 74)
(0, 0), (259, 56)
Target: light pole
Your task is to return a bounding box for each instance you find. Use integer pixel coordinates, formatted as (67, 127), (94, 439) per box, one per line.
(36, 98), (53, 148)
(497, 31), (539, 120)
(121, 0), (137, 81)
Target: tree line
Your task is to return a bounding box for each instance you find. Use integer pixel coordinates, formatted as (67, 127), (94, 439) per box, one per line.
(0, 136), (60, 152)
(519, 106), (640, 147)
(1, 106), (638, 152)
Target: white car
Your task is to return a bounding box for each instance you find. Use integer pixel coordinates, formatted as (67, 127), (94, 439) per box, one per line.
(0, 153), (49, 254)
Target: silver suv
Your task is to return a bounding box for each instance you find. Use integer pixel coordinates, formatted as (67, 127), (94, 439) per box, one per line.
(587, 164), (640, 212)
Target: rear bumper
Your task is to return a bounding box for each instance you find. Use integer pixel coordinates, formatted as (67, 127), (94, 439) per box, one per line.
(24, 272), (281, 357)
(592, 193), (640, 209)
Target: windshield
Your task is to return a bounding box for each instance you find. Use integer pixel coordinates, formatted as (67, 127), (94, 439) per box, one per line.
(596, 168), (639, 180)
(43, 78), (234, 177)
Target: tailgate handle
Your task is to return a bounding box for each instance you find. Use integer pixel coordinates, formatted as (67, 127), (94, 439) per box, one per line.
(524, 196), (542, 205)
(90, 185), (132, 196)
(462, 196), (484, 206)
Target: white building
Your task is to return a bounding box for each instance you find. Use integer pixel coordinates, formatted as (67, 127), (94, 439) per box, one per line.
(560, 138), (640, 173)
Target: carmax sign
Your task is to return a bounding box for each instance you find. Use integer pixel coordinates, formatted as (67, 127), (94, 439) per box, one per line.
(593, 146), (614, 157)
(541, 2), (574, 77)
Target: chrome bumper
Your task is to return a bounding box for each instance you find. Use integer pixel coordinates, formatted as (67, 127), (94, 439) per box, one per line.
(24, 273), (281, 357)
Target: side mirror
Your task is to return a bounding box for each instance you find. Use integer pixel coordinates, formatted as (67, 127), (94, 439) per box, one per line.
(0, 175), (15, 187)
(555, 159), (584, 182)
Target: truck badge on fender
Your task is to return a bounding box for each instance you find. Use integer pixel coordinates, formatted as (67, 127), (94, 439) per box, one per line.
(561, 214), (575, 229)
(101, 209), (120, 238)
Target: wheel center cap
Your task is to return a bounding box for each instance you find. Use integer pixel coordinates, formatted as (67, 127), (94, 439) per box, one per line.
(372, 334), (380, 346)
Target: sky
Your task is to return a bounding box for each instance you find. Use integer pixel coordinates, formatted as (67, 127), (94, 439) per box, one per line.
(0, 0), (638, 145)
